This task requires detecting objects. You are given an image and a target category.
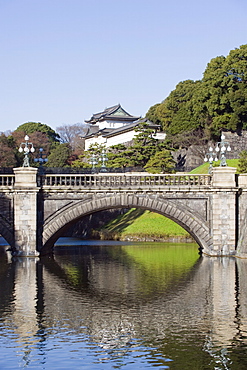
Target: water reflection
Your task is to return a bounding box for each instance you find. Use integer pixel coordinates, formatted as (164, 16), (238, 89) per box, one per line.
(1, 242), (247, 369)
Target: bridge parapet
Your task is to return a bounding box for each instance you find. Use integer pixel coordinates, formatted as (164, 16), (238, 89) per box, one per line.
(41, 173), (212, 189)
(0, 174), (15, 187)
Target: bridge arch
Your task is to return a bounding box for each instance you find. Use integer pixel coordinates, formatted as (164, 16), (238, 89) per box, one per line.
(42, 193), (213, 255)
(0, 215), (14, 249)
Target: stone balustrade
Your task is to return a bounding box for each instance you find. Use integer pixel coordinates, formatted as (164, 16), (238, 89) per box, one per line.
(0, 175), (15, 186)
(41, 173), (212, 188)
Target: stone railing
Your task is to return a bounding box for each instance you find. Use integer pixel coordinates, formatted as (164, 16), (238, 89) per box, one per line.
(41, 173), (212, 188)
(0, 175), (15, 186)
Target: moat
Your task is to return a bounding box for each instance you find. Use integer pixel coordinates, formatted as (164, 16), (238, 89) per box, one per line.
(1, 238), (247, 369)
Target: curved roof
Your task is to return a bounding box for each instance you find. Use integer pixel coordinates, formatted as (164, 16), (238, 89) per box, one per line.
(85, 104), (140, 124)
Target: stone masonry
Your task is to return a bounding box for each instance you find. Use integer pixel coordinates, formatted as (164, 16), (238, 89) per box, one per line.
(1, 167), (247, 257)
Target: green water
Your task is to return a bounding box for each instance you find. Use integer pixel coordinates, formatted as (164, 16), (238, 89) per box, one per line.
(0, 240), (247, 369)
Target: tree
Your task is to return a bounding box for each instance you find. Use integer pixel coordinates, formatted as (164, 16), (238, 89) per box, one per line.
(46, 143), (72, 167)
(76, 143), (109, 170)
(0, 133), (18, 167)
(195, 45), (247, 135)
(237, 150), (247, 173)
(71, 154), (91, 168)
(10, 130), (52, 166)
(107, 144), (134, 169)
(56, 123), (87, 152)
(144, 150), (176, 173)
(15, 122), (60, 143)
(146, 80), (201, 135)
(145, 45), (247, 143)
(127, 122), (161, 167)
(145, 103), (162, 125)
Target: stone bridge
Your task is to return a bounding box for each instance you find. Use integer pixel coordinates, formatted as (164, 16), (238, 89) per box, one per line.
(1, 166), (247, 257)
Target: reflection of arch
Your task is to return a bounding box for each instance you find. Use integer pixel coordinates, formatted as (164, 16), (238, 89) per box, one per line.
(41, 249), (203, 304)
(0, 214), (14, 249)
(42, 194), (212, 255)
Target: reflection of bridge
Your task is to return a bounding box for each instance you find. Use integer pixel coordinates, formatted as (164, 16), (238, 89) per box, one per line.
(1, 251), (247, 367)
(1, 166), (247, 256)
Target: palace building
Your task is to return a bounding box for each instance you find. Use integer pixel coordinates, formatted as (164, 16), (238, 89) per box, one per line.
(82, 104), (166, 150)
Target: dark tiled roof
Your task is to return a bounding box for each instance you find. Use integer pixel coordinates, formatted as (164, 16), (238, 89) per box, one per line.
(83, 118), (161, 140)
(82, 127), (115, 139)
(102, 122), (139, 138)
(85, 104), (140, 124)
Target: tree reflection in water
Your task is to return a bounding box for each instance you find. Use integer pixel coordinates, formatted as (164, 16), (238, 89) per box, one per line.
(1, 241), (247, 369)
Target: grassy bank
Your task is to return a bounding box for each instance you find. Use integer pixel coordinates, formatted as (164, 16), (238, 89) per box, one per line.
(190, 159), (238, 174)
(92, 208), (192, 242)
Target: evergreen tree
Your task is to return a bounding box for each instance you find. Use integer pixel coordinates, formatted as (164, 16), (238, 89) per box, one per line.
(144, 150), (176, 173)
(107, 144), (134, 169)
(15, 122), (60, 142)
(146, 44), (247, 142)
(237, 150), (247, 173)
(47, 143), (71, 167)
(128, 122), (161, 167)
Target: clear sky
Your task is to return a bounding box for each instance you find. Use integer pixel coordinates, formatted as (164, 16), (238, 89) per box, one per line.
(1, 0), (247, 133)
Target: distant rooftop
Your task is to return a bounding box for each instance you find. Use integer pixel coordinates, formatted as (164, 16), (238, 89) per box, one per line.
(82, 117), (161, 140)
(85, 104), (140, 124)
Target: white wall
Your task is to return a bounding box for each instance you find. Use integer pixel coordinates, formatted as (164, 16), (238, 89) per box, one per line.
(84, 128), (166, 150)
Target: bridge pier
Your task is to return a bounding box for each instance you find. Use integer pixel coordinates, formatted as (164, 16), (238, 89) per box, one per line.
(13, 167), (39, 257)
(210, 167), (237, 256)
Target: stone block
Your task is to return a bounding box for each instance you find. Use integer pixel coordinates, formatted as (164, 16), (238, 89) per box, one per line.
(212, 167), (237, 187)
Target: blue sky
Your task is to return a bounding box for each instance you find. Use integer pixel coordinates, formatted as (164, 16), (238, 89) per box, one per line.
(1, 0), (247, 133)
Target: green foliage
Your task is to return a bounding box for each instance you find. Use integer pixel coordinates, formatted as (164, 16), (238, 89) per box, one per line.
(144, 149), (175, 173)
(145, 103), (162, 125)
(71, 154), (91, 168)
(107, 144), (134, 168)
(127, 121), (163, 167)
(91, 124), (169, 170)
(147, 80), (201, 135)
(146, 45), (247, 143)
(47, 143), (71, 167)
(15, 122), (60, 142)
(237, 150), (247, 173)
(84, 143), (108, 169)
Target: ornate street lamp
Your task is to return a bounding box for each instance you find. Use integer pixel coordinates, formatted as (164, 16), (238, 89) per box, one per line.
(34, 148), (48, 174)
(18, 135), (35, 167)
(89, 153), (98, 173)
(204, 147), (217, 175)
(204, 133), (231, 173)
(99, 149), (108, 172)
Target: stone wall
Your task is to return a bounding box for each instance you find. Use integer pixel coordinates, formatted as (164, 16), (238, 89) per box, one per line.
(174, 131), (247, 171)
(223, 131), (247, 159)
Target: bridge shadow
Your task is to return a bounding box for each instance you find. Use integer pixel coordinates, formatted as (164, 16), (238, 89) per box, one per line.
(40, 243), (202, 304)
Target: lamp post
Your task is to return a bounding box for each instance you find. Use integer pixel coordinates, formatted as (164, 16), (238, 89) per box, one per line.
(216, 133), (231, 167)
(34, 148), (48, 174)
(89, 153), (98, 174)
(18, 135), (35, 167)
(204, 147), (217, 175)
(99, 149), (108, 172)
(204, 133), (231, 174)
